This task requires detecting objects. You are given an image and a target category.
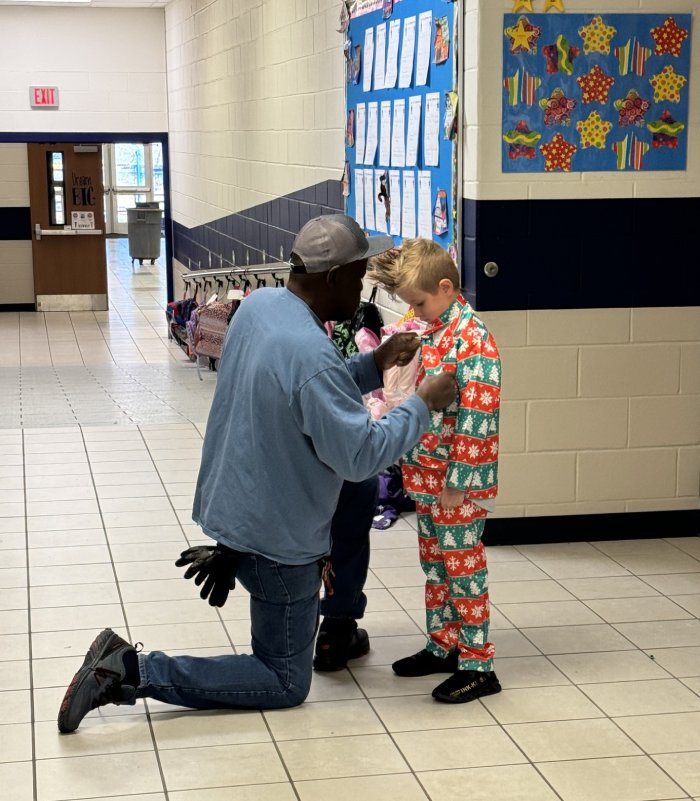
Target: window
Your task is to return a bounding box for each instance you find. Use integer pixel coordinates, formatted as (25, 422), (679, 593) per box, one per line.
(47, 151), (66, 226)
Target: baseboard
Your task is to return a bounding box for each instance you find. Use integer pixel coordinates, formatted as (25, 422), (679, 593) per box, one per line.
(0, 303), (35, 312)
(483, 509), (699, 546)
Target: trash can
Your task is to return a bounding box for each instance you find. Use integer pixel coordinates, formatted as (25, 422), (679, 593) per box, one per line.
(127, 206), (163, 265)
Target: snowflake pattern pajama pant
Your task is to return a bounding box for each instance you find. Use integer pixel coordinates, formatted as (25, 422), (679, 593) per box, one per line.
(416, 500), (494, 672)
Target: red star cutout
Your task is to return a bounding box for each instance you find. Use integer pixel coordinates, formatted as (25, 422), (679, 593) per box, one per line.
(539, 133), (577, 171)
(650, 16), (689, 57)
(577, 64), (615, 104)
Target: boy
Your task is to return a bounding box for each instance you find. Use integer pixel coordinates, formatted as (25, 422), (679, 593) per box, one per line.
(369, 238), (501, 704)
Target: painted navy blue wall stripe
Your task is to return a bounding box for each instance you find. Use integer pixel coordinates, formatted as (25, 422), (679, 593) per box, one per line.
(0, 207), (31, 240)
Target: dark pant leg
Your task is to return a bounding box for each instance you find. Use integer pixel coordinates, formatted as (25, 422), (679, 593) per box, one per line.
(320, 475), (378, 620)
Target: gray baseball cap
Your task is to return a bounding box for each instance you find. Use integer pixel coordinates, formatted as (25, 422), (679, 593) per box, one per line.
(290, 214), (394, 273)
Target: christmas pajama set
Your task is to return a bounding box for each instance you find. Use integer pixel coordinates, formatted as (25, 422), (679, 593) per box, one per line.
(401, 296), (501, 672)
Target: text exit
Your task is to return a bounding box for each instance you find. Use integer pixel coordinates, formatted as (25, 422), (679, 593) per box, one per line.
(30, 87), (59, 109)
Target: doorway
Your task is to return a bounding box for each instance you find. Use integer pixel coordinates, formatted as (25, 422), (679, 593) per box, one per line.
(27, 142), (108, 311)
(103, 142), (164, 235)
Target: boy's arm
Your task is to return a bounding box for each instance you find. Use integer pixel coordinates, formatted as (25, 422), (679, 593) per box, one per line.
(444, 332), (500, 502)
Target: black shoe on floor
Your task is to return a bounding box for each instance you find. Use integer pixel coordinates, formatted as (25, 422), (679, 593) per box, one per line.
(432, 670), (501, 704)
(392, 648), (459, 677)
(313, 618), (370, 672)
(58, 628), (141, 733)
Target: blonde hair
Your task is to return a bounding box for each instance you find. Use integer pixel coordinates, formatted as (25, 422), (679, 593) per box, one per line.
(369, 239), (460, 295)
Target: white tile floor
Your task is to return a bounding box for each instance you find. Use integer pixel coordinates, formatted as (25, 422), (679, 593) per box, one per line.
(0, 242), (699, 801)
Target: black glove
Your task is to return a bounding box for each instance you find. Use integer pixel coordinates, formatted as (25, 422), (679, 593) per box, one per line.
(175, 543), (240, 607)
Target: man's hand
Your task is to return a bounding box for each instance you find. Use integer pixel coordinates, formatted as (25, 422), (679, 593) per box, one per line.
(416, 372), (458, 411)
(175, 544), (240, 607)
(373, 332), (420, 371)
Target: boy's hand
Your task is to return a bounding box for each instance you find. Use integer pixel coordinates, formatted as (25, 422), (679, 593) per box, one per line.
(373, 332), (420, 371)
(416, 372), (458, 411)
(440, 488), (465, 509)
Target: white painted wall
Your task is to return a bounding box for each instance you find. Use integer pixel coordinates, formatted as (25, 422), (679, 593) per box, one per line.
(0, 144), (32, 304)
(0, 7), (167, 133)
(164, 0), (345, 229)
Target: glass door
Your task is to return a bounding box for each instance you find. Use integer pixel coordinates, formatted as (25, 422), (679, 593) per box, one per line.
(103, 143), (163, 235)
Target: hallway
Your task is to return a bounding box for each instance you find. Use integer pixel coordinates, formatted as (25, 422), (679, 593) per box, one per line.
(0, 246), (699, 801)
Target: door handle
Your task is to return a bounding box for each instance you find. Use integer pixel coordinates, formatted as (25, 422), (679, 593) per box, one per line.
(34, 224), (103, 240)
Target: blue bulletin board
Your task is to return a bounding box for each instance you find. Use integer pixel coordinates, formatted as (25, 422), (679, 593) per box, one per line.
(343, 0), (460, 262)
(502, 13), (692, 172)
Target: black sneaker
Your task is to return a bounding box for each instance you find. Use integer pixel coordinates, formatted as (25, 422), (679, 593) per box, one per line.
(313, 619), (370, 671)
(392, 648), (459, 677)
(58, 628), (141, 734)
(432, 670), (501, 704)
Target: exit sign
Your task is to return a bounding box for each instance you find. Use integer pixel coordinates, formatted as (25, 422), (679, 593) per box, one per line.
(30, 86), (59, 109)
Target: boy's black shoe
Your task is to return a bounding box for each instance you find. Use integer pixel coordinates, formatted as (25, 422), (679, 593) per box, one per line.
(313, 618), (369, 671)
(432, 670), (501, 704)
(392, 648), (459, 677)
(58, 628), (141, 733)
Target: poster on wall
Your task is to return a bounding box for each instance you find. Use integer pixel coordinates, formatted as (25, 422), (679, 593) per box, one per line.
(344, 0), (460, 260)
(501, 13), (692, 172)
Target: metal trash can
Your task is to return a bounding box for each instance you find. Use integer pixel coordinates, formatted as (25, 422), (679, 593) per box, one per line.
(127, 206), (163, 265)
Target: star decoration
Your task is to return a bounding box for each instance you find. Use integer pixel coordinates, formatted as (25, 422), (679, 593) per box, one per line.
(614, 38), (652, 77)
(577, 64), (615, 103)
(503, 69), (542, 105)
(650, 16), (689, 57)
(539, 133), (576, 171)
(578, 15), (617, 55)
(542, 34), (579, 75)
(503, 120), (542, 160)
(544, 0), (565, 10)
(511, 0), (533, 11)
(649, 64), (687, 103)
(576, 110), (613, 150)
(539, 87), (577, 126)
(647, 110), (685, 150)
(612, 134), (650, 171)
(613, 89), (650, 127)
(505, 16), (542, 55)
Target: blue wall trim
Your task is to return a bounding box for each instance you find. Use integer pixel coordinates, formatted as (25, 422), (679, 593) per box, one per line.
(463, 197), (700, 311)
(173, 180), (344, 273)
(0, 207), (31, 240)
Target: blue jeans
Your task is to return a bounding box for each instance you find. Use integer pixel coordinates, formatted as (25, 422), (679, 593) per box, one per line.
(322, 476), (378, 621)
(137, 554), (321, 710)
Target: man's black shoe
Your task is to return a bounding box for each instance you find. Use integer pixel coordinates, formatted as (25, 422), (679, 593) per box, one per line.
(313, 618), (369, 671)
(392, 648), (459, 677)
(432, 670), (501, 704)
(58, 628), (140, 733)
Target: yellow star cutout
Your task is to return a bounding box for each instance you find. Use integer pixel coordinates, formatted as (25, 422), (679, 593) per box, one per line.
(512, 0), (533, 11)
(508, 18), (537, 51)
(544, 0), (565, 11)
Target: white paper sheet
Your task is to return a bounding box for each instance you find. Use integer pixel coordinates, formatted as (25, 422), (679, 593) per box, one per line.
(402, 171), (416, 238)
(384, 18), (401, 89)
(363, 27), (374, 93)
(379, 101), (392, 167)
(418, 170), (432, 238)
(398, 15), (416, 89)
(374, 22), (386, 91)
(364, 101), (379, 165)
(391, 98), (406, 167)
(355, 103), (366, 165)
(424, 92), (440, 167)
(363, 170), (375, 230)
(415, 10), (433, 87)
(389, 170), (401, 236)
(406, 95), (422, 167)
(375, 170), (387, 233)
(354, 169), (364, 229)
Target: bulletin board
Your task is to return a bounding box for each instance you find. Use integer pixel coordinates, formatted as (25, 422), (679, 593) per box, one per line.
(502, 13), (692, 173)
(343, 0), (461, 262)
